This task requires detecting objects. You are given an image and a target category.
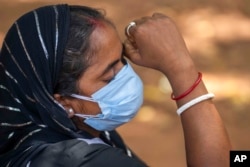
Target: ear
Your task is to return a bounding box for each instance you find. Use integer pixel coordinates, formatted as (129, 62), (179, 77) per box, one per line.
(54, 94), (75, 118)
(54, 94), (64, 104)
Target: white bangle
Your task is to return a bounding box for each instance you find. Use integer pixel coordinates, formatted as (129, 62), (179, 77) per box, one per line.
(177, 93), (215, 115)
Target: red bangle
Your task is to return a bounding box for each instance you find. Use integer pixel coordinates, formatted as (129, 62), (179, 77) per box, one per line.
(171, 72), (202, 101)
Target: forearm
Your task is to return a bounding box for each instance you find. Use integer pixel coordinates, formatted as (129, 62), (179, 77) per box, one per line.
(124, 13), (232, 166)
(165, 64), (232, 167)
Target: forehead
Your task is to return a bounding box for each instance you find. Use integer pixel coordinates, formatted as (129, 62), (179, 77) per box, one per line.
(89, 22), (122, 63)
(90, 22), (121, 48)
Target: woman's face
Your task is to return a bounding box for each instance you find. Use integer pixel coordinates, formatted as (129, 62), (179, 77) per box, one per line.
(78, 23), (124, 100)
(74, 22), (124, 114)
(55, 22), (125, 133)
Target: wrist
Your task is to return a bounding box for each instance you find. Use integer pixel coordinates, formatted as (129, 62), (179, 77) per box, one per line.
(162, 61), (209, 106)
(163, 58), (198, 89)
(161, 51), (196, 78)
(171, 72), (202, 101)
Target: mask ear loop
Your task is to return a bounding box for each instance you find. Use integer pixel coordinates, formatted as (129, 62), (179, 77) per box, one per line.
(70, 94), (96, 102)
(74, 113), (99, 119)
(70, 94), (100, 118)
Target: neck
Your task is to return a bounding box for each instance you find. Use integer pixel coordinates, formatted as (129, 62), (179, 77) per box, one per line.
(71, 117), (101, 137)
(84, 126), (101, 137)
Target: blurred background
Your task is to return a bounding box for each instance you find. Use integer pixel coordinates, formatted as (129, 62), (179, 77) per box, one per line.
(1, 0), (250, 166)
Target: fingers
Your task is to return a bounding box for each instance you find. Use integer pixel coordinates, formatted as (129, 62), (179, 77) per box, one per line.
(123, 12), (178, 70)
(152, 12), (167, 18)
(125, 21), (136, 41)
(124, 16), (153, 39)
(125, 21), (136, 37)
(123, 39), (141, 64)
(125, 13), (168, 38)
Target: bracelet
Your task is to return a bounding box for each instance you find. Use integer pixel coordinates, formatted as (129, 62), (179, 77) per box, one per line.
(171, 72), (202, 101)
(177, 93), (215, 115)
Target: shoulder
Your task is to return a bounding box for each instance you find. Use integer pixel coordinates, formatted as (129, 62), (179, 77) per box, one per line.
(30, 139), (147, 167)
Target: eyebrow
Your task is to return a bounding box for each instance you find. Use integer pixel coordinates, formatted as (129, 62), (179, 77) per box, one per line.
(102, 59), (120, 76)
(100, 47), (124, 77)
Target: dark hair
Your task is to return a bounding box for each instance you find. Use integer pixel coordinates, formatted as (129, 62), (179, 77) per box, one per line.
(54, 6), (111, 95)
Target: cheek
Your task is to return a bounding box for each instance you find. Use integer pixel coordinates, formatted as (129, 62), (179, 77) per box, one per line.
(78, 78), (106, 97)
(74, 100), (101, 115)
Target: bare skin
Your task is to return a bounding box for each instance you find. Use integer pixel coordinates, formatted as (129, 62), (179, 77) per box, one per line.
(124, 13), (232, 167)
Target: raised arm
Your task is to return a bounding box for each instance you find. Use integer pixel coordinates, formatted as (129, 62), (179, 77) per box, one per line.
(124, 13), (231, 167)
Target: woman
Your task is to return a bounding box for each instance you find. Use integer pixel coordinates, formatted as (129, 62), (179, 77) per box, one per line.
(0, 4), (231, 167)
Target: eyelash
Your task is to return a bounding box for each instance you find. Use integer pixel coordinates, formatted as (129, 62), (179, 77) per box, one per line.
(103, 57), (125, 83)
(103, 70), (115, 83)
(104, 77), (114, 83)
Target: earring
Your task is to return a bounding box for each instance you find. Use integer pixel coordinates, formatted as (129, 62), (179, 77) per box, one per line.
(68, 108), (74, 113)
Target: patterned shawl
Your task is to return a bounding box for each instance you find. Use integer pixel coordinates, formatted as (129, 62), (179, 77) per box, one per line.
(0, 4), (83, 165)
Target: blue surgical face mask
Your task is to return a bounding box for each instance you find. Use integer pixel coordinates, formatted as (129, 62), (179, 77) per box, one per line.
(71, 62), (144, 131)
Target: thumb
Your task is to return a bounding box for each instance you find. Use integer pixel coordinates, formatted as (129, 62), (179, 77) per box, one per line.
(123, 39), (141, 64)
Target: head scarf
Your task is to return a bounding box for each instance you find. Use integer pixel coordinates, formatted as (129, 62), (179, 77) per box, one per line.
(0, 4), (84, 165)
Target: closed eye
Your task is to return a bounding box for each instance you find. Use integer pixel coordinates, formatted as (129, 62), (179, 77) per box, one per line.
(103, 77), (115, 83)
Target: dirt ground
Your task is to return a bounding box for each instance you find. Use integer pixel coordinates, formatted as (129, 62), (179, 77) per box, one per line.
(1, 0), (250, 166)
